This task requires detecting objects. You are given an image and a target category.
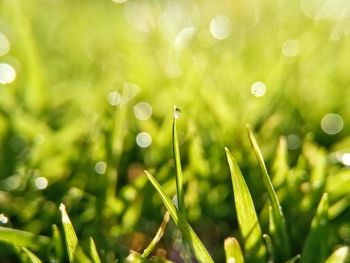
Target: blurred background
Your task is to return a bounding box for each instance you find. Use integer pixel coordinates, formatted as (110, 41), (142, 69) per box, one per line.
(0, 0), (350, 261)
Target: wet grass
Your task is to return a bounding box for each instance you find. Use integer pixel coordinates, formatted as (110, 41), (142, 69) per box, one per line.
(0, 0), (350, 262)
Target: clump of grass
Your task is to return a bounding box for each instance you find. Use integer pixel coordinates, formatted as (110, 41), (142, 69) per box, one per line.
(0, 109), (350, 263)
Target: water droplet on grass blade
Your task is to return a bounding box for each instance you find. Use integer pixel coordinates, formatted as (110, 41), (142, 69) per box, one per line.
(251, 81), (266, 97)
(173, 106), (181, 119)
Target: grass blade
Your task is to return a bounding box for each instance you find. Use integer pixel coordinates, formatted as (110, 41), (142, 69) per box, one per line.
(59, 203), (78, 263)
(0, 226), (50, 250)
(140, 211), (170, 261)
(145, 170), (214, 263)
(89, 237), (101, 263)
(272, 136), (289, 189)
(225, 148), (266, 263)
(247, 125), (291, 260)
(224, 237), (244, 263)
(21, 247), (43, 263)
(263, 233), (275, 263)
(301, 193), (329, 263)
(325, 246), (349, 263)
(51, 224), (64, 262)
(172, 105), (185, 215)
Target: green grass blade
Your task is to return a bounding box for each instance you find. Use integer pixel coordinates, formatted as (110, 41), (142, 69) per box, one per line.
(263, 233), (275, 263)
(21, 247), (43, 263)
(272, 136), (289, 188)
(224, 237), (245, 263)
(246, 125), (290, 260)
(51, 224), (64, 262)
(225, 148), (266, 263)
(0, 226), (50, 250)
(140, 211), (170, 261)
(172, 105), (185, 215)
(59, 203), (78, 263)
(325, 246), (349, 263)
(89, 237), (101, 263)
(145, 170), (214, 263)
(301, 193), (329, 263)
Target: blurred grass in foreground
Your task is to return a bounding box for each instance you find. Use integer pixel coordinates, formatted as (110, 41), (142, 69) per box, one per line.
(0, 0), (350, 261)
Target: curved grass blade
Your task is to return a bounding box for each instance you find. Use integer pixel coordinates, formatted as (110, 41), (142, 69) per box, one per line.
(301, 193), (329, 263)
(172, 105), (185, 215)
(225, 148), (266, 263)
(89, 237), (101, 263)
(224, 237), (244, 263)
(140, 211), (170, 261)
(0, 226), (50, 250)
(247, 125), (291, 260)
(145, 170), (214, 263)
(21, 247), (43, 263)
(325, 246), (349, 263)
(60, 203), (78, 263)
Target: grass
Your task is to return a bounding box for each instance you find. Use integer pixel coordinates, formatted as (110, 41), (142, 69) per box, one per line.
(1, 0), (350, 262)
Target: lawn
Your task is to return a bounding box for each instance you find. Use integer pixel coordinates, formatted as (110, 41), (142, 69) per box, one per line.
(0, 0), (350, 262)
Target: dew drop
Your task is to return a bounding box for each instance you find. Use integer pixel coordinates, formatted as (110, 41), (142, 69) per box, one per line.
(136, 132), (152, 148)
(0, 63), (16, 84)
(251, 81), (266, 97)
(59, 203), (66, 212)
(35, 177), (48, 190)
(173, 106), (181, 119)
(210, 15), (232, 40)
(134, 102), (152, 120)
(95, 161), (107, 175)
(321, 113), (343, 135)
